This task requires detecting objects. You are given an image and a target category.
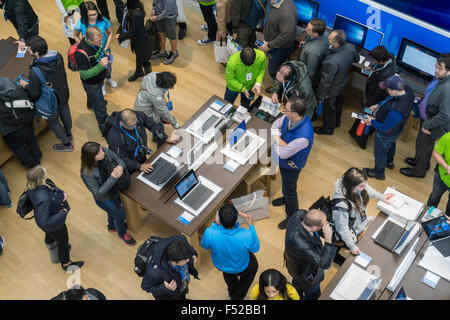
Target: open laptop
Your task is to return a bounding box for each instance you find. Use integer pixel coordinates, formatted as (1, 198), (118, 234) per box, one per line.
(228, 120), (255, 157)
(174, 169), (215, 213)
(421, 215), (450, 257)
(375, 220), (416, 252)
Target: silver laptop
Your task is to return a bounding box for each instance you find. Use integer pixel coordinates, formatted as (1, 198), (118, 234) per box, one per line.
(174, 169), (214, 212)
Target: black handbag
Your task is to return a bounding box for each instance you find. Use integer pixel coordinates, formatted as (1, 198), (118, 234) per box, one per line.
(16, 187), (34, 220)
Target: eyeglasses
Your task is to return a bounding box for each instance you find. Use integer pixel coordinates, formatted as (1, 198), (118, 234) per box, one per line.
(88, 13), (98, 18)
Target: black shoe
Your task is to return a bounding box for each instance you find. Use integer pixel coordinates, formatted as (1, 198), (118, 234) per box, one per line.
(335, 120), (341, 128)
(333, 253), (346, 266)
(178, 27), (187, 40)
(143, 64), (152, 75)
(62, 260), (84, 271)
(314, 127), (333, 135)
(386, 162), (394, 170)
(128, 69), (144, 82)
(399, 167), (425, 178)
(272, 197), (286, 207)
(278, 219), (288, 230)
(404, 157), (416, 167)
(363, 167), (385, 180)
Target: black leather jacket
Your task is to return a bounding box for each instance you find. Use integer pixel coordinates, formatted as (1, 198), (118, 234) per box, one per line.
(284, 210), (337, 290)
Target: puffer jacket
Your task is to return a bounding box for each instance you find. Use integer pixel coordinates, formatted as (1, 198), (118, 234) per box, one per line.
(27, 181), (68, 233)
(134, 72), (179, 128)
(284, 210), (337, 290)
(3, 0), (39, 41)
(271, 60), (317, 119)
(141, 236), (199, 300)
(331, 178), (384, 251)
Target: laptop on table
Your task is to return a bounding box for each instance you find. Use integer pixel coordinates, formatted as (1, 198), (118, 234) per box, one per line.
(374, 219), (416, 252)
(421, 215), (450, 257)
(174, 169), (219, 215)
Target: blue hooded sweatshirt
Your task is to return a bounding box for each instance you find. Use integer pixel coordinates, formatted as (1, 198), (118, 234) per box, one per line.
(201, 222), (260, 274)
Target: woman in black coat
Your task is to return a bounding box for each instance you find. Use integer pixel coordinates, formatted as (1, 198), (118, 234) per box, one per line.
(116, 0), (152, 82)
(26, 165), (83, 271)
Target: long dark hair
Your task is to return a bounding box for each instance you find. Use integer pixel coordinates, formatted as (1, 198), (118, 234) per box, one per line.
(81, 141), (101, 174)
(126, 0), (146, 17)
(341, 167), (370, 214)
(81, 1), (106, 26)
(257, 269), (292, 300)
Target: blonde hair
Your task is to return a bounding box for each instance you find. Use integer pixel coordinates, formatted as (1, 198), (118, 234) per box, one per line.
(26, 165), (46, 189)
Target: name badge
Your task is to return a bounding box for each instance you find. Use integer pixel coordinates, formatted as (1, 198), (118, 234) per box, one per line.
(246, 73), (252, 81)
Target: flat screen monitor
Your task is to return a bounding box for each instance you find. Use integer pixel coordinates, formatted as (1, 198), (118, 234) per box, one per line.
(397, 38), (440, 81)
(332, 14), (384, 51)
(294, 0), (319, 29)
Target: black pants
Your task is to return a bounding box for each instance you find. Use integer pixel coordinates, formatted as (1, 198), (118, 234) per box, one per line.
(44, 224), (70, 265)
(3, 123), (42, 168)
(199, 4), (217, 40)
(96, 0), (124, 23)
(323, 93), (344, 132)
(222, 253), (258, 300)
(411, 119), (435, 176)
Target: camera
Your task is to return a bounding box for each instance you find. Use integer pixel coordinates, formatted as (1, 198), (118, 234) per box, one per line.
(138, 145), (153, 157)
(248, 90), (255, 101)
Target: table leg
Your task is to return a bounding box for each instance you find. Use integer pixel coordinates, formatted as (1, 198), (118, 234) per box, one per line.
(119, 193), (142, 233)
(184, 230), (201, 266)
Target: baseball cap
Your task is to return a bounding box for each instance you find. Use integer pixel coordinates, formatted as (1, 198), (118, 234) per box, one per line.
(379, 74), (404, 90)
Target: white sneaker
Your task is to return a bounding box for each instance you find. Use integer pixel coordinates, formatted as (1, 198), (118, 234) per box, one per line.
(0, 235), (4, 251)
(201, 25), (208, 31)
(197, 36), (214, 45)
(102, 84), (106, 96)
(107, 77), (118, 88)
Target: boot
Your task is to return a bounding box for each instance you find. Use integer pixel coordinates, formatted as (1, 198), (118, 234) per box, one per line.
(128, 68), (144, 82)
(143, 64), (152, 75)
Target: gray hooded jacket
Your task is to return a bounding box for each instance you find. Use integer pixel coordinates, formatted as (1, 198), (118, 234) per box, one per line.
(133, 72), (179, 128)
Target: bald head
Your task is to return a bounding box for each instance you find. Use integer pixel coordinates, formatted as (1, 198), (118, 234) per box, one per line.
(120, 109), (138, 129)
(86, 26), (103, 46)
(303, 209), (327, 228)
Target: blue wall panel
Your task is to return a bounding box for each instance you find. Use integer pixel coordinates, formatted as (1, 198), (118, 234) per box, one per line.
(316, 0), (450, 55)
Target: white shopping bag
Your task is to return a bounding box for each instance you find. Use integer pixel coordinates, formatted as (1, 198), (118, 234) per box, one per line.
(226, 35), (242, 56)
(214, 38), (230, 63)
(232, 190), (269, 224)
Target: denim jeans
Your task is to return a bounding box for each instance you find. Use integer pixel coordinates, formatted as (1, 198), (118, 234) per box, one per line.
(427, 170), (450, 215)
(82, 81), (108, 133)
(46, 103), (73, 145)
(374, 132), (399, 176)
(0, 170), (12, 207)
(292, 278), (321, 300)
(268, 47), (294, 79)
(199, 3), (217, 40)
(95, 199), (127, 238)
(280, 167), (301, 218)
(224, 87), (251, 109)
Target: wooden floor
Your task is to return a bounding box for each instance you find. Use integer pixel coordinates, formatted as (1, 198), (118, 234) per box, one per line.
(0, 0), (439, 300)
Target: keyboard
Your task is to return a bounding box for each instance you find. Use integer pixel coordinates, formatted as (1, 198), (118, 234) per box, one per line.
(403, 77), (426, 95)
(201, 115), (219, 133)
(183, 184), (214, 211)
(142, 158), (178, 185)
(375, 221), (405, 251)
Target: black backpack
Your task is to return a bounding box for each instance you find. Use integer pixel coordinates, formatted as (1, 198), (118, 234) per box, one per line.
(134, 235), (161, 277)
(309, 196), (354, 243)
(0, 78), (35, 129)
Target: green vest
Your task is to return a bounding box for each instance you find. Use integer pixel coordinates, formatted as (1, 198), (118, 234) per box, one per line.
(61, 0), (83, 12)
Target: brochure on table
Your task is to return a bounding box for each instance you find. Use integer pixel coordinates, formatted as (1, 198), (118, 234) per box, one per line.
(376, 187), (424, 224)
(220, 130), (266, 165)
